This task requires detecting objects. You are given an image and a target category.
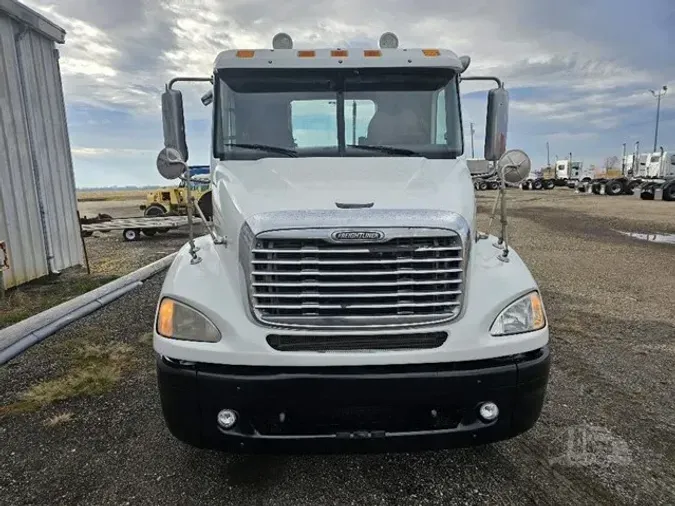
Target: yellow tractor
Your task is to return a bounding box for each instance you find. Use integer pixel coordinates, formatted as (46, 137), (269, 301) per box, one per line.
(140, 165), (213, 220)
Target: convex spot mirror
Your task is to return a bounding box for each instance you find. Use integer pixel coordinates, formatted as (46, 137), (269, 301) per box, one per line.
(156, 147), (186, 180)
(498, 149), (531, 184)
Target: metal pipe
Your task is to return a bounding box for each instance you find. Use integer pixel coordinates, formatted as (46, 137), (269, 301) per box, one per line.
(460, 76), (503, 88)
(0, 253), (177, 365)
(168, 76), (213, 90)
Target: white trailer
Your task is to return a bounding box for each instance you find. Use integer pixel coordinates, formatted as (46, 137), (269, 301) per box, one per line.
(150, 32), (550, 455)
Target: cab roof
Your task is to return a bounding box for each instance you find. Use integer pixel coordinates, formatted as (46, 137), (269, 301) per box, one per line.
(213, 48), (464, 72)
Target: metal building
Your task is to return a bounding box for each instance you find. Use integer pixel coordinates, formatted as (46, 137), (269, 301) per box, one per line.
(0, 0), (83, 289)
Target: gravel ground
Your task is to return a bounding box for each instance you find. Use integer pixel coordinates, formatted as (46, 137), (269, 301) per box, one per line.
(1, 188), (675, 505)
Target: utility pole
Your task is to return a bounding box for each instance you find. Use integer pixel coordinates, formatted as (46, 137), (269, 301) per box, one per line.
(546, 142), (550, 167)
(650, 86), (667, 152)
(622, 143), (626, 173)
(470, 122), (475, 158)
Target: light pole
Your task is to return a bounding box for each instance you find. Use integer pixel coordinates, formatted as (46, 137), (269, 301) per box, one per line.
(649, 86), (667, 152)
(470, 122), (475, 158)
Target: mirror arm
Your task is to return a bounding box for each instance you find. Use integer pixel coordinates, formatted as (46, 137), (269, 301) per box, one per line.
(167, 76), (213, 90)
(460, 76), (503, 88)
(192, 197), (227, 246)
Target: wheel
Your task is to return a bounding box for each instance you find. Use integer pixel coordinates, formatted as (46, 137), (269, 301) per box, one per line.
(640, 191), (655, 200)
(663, 183), (675, 201)
(489, 181), (500, 190)
(479, 181), (488, 191)
(142, 229), (157, 237)
(533, 180), (543, 190)
(123, 228), (141, 241)
(605, 180), (624, 196)
(144, 204), (166, 217)
(591, 182), (601, 195)
(544, 180), (555, 190)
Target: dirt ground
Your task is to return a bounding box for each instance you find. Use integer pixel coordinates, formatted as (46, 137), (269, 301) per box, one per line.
(1, 187), (675, 505)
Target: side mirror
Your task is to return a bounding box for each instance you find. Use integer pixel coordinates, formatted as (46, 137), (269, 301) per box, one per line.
(497, 149), (531, 184)
(156, 147), (187, 180)
(161, 89), (189, 162)
(484, 86), (509, 161)
(467, 158), (494, 176)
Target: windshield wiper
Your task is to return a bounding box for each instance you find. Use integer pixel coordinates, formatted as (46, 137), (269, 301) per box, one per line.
(223, 143), (298, 157)
(347, 144), (423, 157)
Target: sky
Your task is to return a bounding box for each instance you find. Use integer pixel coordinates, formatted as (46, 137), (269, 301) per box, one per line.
(23, 0), (675, 188)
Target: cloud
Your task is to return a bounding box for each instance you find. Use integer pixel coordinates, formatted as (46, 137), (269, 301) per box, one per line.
(21, 0), (675, 186)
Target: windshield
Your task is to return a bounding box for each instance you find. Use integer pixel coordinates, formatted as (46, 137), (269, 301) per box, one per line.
(213, 68), (462, 160)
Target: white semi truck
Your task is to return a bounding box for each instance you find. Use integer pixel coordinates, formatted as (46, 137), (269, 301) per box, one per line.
(152, 32), (550, 454)
(583, 148), (675, 200)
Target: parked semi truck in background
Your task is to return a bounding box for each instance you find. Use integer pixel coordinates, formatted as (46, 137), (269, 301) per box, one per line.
(151, 32), (550, 454)
(583, 148), (675, 200)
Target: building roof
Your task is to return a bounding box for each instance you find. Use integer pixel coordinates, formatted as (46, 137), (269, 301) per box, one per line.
(0, 0), (66, 44)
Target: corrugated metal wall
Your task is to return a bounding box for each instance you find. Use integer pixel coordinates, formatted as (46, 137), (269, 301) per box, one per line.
(16, 28), (83, 274)
(0, 14), (49, 288)
(0, 12), (83, 289)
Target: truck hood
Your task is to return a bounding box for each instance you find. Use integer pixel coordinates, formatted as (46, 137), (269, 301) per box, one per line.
(212, 157), (475, 223)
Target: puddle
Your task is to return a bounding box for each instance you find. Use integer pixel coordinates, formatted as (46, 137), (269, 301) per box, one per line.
(615, 231), (675, 244)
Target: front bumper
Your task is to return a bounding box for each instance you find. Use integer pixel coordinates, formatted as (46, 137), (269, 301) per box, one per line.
(156, 345), (550, 454)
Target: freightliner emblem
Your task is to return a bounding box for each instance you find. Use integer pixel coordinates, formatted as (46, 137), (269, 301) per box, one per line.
(331, 230), (385, 242)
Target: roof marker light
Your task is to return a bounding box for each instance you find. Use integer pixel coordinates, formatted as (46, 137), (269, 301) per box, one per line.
(379, 32), (399, 49)
(272, 32), (293, 49)
(331, 49), (348, 57)
(422, 49), (440, 56)
(364, 50), (382, 57)
(236, 50), (255, 58)
(297, 50), (315, 57)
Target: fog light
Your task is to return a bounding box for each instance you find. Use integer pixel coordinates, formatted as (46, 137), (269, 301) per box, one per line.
(217, 409), (237, 429)
(478, 402), (499, 421)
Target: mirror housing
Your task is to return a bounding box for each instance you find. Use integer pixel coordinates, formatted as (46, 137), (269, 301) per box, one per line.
(466, 158), (494, 176)
(484, 86), (509, 161)
(161, 89), (189, 162)
(201, 90), (213, 106)
(156, 147), (187, 180)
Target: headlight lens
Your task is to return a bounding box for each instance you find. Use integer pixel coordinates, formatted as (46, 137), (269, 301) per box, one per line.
(490, 291), (546, 336)
(156, 298), (221, 342)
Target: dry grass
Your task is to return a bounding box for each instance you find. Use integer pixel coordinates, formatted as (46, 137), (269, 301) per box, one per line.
(44, 412), (74, 427)
(0, 342), (135, 416)
(77, 189), (152, 202)
(0, 272), (118, 330)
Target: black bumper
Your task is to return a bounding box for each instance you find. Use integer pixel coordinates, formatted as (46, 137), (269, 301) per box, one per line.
(156, 346), (550, 454)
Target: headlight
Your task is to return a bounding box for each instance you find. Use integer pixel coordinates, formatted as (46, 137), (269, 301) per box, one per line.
(156, 298), (221, 342)
(490, 291), (546, 336)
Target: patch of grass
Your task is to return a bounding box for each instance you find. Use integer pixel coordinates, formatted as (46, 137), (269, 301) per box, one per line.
(0, 342), (135, 416)
(0, 272), (118, 330)
(138, 332), (154, 346)
(44, 412), (74, 427)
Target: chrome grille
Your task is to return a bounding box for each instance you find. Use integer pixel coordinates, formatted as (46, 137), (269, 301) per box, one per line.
(249, 232), (465, 328)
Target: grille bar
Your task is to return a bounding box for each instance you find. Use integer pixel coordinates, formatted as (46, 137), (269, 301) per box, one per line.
(250, 233), (465, 327)
(255, 290), (462, 299)
(252, 246), (462, 254)
(252, 268), (462, 277)
(255, 301), (461, 310)
(253, 279), (463, 288)
(252, 257), (462, 265)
